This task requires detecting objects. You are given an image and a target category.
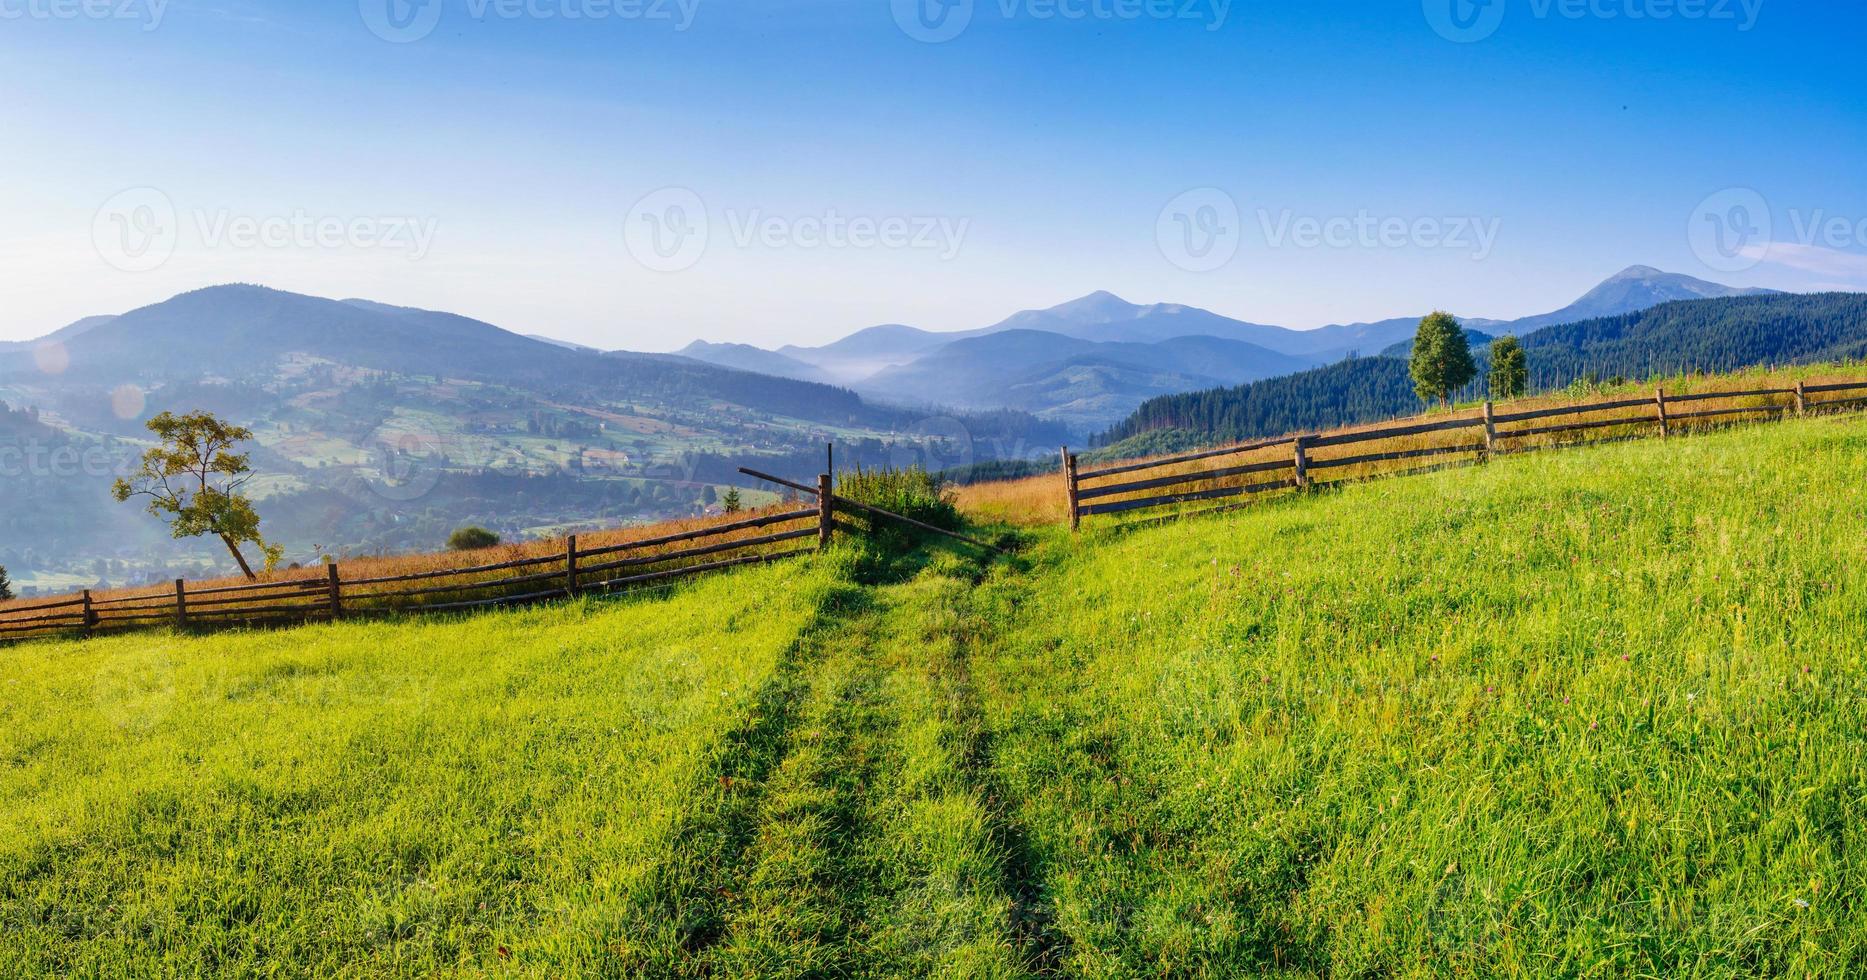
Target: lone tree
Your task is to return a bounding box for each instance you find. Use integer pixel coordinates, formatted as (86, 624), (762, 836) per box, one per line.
(1489, 334), (1529, 400)
(112, 411), (282, 581)
(1409, 310), (1477, 408)
(720, 487), (743, 514)
(0, 565), (12, 601)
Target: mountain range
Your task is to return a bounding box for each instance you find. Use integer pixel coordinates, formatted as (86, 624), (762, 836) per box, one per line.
(0, 285), (1067, 592)
(673, 266), (1779, 430)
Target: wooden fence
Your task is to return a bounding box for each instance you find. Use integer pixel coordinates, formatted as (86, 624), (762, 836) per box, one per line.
(0, 468), (1006, 647)
(1062, 378), (1867, 529)
(0, 499), (831, 646)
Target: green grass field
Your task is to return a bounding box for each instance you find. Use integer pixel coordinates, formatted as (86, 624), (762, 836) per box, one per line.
(6, 415), (1867, 976)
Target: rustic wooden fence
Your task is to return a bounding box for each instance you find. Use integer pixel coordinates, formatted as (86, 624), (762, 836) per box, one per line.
(0, 501), (833, 646)
(1062, 378), (1867, 529)
(0, 468), (1005, 646)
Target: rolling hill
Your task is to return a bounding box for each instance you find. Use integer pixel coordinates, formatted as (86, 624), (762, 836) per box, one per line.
(1100, 290), (1867, 451)
(858, 329), (1316, 429)
(673, 340), (836, 384)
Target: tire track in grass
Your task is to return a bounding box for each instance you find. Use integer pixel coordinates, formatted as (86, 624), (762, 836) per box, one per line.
(692, 555), (1053, 978)
(702, 596), (893, 977)
(860, 566), (1064, 977)
(605, 576), (870, 976)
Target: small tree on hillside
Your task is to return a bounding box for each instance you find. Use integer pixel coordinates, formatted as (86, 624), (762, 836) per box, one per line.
(112, 411), (282, 581)
(721, 487), (743, 514)
(1409, 311), (1477, 408)
(0, 565), (13, 601)
(1488, 335), (1529, 400)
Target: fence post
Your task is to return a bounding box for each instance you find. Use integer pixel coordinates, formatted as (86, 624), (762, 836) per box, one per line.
(818, 474), (834, 549)
(81, 589), (95, 636)
(1795, 381), (1808, 415)
(1481, 401), (1497, 460)
(565, 535), (579, 595)
(326, 561), (343, 619)
(1062, 447), (1081, 532)
(1655, 387), (1670, 437)
(174, 578), (188, 630)
(1293, 436), (1312, 489)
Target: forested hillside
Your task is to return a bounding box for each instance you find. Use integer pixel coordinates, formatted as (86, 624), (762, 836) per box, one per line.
(1101, 292), (1867, 449)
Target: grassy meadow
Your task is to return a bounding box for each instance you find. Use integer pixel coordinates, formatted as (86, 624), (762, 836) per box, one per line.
(5, 411), (1867, 976)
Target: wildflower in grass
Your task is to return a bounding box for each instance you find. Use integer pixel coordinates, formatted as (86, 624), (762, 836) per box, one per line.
(1795, 898), (1811, 909)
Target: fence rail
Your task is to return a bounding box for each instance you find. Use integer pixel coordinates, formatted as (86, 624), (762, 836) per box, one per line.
(0, 466), (1014, 647)
(0, 499), (836, 646)
(1063, 378), (1867, 528)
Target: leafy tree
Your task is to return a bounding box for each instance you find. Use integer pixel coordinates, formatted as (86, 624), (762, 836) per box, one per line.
(1489, 335), (1529, 400)
(447, 526), (501, 551)
(112, 411), (281, 580)
(720, 487), (743, 514)
(0, 565), (12, 602)
(1408, 311), (1477, 408)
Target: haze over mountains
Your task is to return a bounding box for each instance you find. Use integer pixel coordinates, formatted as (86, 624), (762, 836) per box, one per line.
(0, 264), (1823, 592)
(674, 266), (1780, 430)
(0, 285), (1066, 592)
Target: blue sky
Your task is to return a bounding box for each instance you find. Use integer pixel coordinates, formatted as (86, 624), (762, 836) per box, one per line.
(2, 0), (1863, 349)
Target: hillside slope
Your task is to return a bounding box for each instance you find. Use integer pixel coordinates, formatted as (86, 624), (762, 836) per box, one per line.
(1104, 291), (1867, 449)
(7, 415), (1866, 975)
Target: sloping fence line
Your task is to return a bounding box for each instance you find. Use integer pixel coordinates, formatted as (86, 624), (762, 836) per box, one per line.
(0, 505), (825, 645)
(1062, 379), (1867, 529)
(0, 471), (1001, 646)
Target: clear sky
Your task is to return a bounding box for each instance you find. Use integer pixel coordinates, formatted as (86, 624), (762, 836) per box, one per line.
(2, 0), (1864, 350)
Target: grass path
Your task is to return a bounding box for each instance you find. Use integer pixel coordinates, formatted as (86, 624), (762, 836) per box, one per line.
(694, 560), (1039, 977)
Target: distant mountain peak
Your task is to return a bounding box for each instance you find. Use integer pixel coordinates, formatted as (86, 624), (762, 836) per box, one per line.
(1036, 290), (1143, 324)
(1610, 264), (1667, 279)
